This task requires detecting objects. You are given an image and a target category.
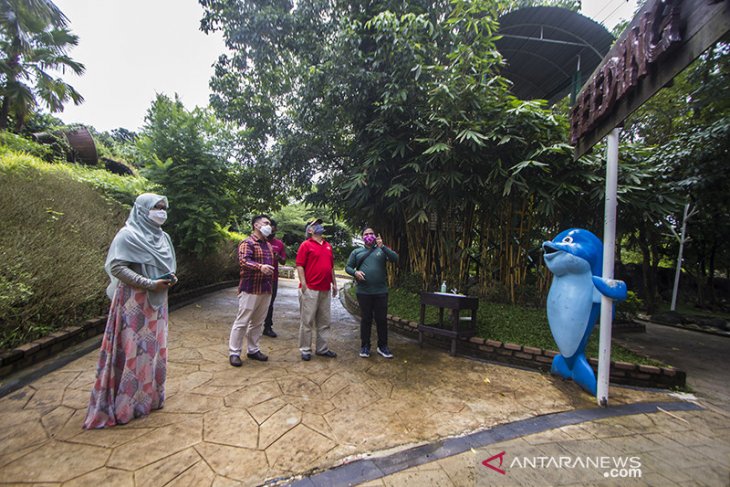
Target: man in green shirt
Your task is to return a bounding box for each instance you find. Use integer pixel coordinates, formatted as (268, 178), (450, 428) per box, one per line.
(346, 228), (399, 358)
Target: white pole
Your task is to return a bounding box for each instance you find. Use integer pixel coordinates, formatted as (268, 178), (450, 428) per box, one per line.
(597, 127), (621, 407)
(671, 203), (691, 311)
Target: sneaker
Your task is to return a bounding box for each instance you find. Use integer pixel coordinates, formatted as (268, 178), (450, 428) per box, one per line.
(229, 355), (243, 367)
(246, 350), (269, 361)
(315, 350), (337, 358)
(263, 327), (277, 338)
(301, 352), (312, 361)
(377, 346), (394, 359)
(359, 346), (370, 358)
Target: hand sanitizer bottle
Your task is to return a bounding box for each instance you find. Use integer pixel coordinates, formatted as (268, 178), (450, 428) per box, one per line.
(440, 281), (447, 293)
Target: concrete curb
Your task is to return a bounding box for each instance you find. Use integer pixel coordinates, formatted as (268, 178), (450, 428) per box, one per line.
(638, 318), (730, 338)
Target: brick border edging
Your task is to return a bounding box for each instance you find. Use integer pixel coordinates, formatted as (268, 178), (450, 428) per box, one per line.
(341, 286), (686, 390)
(0, 280), (239, 380)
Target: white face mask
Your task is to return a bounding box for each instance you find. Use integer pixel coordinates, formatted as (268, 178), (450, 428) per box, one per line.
(259, 224), (272, 237)
(149, 209), (167, 225)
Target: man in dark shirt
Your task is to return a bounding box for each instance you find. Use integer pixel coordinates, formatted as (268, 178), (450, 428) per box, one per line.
(228, 215), (275, 367)
(346, 227), (399, 359)
(263, 219), (287, 337)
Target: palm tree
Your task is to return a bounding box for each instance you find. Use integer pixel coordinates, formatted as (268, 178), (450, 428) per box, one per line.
(0, 0), (84, 131)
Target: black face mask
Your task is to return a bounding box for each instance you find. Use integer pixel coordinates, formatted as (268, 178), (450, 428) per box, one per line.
(268, 233), (276, 240)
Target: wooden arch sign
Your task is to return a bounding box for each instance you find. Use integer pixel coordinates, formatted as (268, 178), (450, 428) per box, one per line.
(571, 0), (730, 158)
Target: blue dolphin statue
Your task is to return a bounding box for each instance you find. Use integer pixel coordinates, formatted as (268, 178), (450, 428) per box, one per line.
(542, 229), (627, 395)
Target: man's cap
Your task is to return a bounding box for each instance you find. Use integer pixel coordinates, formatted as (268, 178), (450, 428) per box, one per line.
(305, 218), (324, 234)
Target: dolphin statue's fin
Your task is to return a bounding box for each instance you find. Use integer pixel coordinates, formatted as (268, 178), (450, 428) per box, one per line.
(551, 353), (597, 395)
(551, 354), (571, 380)
(571, 354), (597, 396)
(591, 276), (628, 301)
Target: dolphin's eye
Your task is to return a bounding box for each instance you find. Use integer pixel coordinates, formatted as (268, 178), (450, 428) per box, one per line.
(562, 236), (574, 244)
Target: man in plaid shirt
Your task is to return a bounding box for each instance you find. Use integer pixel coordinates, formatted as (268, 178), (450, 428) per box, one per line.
(228, 214), (275, 367)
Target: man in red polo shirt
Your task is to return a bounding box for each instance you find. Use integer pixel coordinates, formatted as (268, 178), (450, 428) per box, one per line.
(296, 218), (338, 361)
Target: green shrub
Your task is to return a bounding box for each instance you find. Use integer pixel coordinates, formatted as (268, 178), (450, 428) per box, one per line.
(394, 272), (424, 294)
(387, 288), (664, 366)
(0, 150), (153, 207)
(616, 290), (643, 322)
(173, 237), (240, 292)
(0, 131), (54, 161)
(0, 264), (35, 348)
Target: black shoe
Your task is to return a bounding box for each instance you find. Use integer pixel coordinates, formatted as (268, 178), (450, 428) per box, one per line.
(316, 350), (337, 358)
(359, 346), (370, 358)
(263, 327), (277, 338)
(377, 346), (394, 359)
(301, 352), (312, 361)
(229, 355), (243, 367)
(247, 351), (269, 361)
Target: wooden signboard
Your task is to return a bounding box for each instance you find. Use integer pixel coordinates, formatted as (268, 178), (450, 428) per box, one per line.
(571, 0), (730, 158)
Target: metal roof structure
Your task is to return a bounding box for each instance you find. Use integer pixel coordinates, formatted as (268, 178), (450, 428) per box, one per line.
(496, 6), (615, 104)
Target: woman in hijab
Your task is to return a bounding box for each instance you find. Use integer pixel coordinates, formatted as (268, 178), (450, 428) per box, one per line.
(83, 193), (177, 429)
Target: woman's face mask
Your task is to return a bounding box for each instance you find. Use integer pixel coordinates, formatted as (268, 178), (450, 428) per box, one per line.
(312, 224), (324, 235)
(149, 209), (168, 226)
(363, 234), (377, 246)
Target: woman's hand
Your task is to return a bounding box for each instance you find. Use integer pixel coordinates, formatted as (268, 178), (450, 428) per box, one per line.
(152, 279), (172, 292)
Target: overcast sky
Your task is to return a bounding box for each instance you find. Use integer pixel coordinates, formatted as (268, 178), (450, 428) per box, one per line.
(53, 0), (638, 133)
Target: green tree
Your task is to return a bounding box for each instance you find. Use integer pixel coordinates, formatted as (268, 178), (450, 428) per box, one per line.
(200, 0), (688, 305)
(623, 42), (730, 308)
(137, 94), (230, 257)
(0, 0), (84, 131)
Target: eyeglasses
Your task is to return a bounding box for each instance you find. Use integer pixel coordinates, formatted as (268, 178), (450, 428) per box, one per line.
(153, 204), (167, 210)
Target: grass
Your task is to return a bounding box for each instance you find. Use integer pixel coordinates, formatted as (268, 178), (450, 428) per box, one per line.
(655, 301), (730, 320)
(0, 151), (132, 349)
(0, 149), (153, 207)
(0, 148), (239, 350)
(383, 288), (665, 366)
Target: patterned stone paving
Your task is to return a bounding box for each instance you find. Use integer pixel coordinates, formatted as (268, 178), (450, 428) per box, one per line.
(0, 279), (672, 486)
(374, 409), (730, 486)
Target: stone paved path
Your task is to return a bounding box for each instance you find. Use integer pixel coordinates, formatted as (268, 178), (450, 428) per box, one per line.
(614, 321), (730, 415)
(0, 279), (683, 486)
(366, 407), (730, 487)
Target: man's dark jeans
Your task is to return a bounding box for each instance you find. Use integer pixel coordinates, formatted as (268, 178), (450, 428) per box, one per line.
(264, 278), (278, 329)
(357, 292), (388, 348)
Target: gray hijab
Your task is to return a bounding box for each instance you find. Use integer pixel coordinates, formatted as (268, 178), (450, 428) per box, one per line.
(105, 193), (176, 309)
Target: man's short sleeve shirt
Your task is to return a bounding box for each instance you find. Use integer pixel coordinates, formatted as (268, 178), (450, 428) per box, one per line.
(295, 238), (334, 291)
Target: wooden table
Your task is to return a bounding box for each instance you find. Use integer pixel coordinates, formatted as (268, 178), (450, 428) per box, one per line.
(418, 292), (479, 355)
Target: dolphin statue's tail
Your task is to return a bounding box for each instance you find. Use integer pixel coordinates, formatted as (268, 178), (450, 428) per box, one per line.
(551, 353), (597, 396)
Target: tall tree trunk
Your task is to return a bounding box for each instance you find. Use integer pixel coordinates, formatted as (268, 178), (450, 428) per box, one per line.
(637, 225), (657, 312)
(649, 229), (662, 310)
(708, 239), (718, 304)
(1, 53), (21, 132)
(0, 96), (9, 131)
